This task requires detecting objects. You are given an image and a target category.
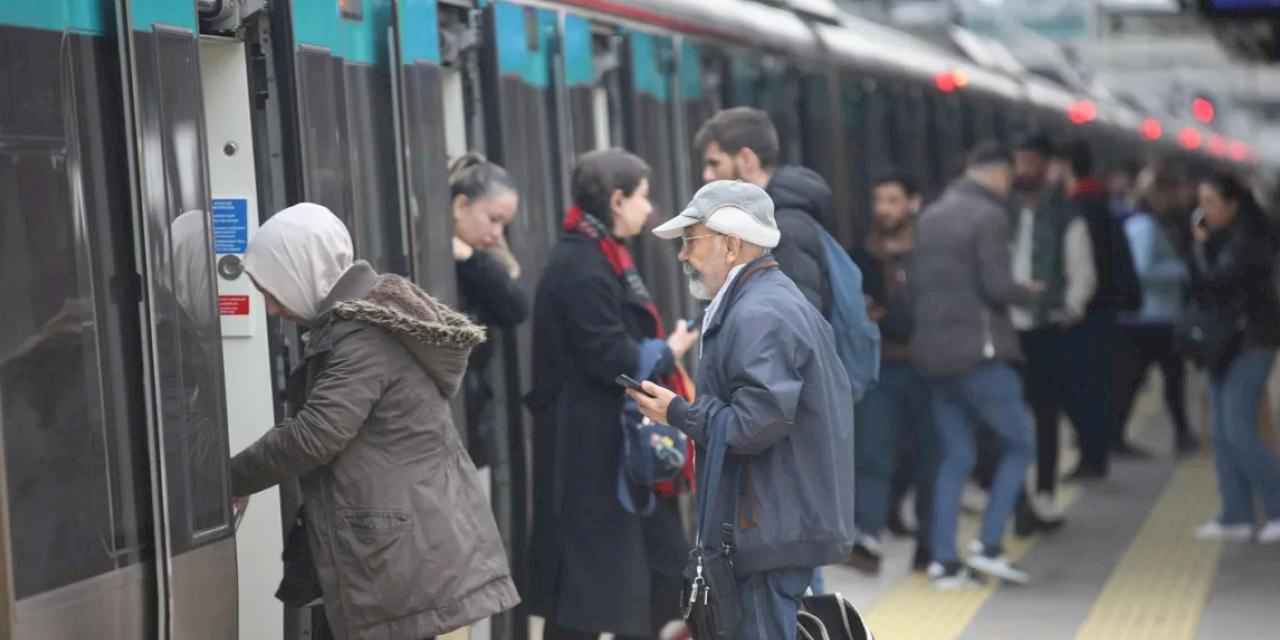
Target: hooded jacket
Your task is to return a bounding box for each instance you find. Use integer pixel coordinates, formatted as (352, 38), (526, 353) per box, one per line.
(766, 166), (835, 319)
(230, 203), (517, 639)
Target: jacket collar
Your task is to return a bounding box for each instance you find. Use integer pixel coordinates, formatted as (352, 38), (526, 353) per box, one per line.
(703, 254), (780, 337)
(952, 178), (1009, 211)
(314, 261), (378, 321)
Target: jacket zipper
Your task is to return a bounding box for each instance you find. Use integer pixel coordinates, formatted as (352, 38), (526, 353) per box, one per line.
(982, 309), (996, 359)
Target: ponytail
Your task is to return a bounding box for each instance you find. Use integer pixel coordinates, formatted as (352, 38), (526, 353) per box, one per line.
(448, 152), (516, 202)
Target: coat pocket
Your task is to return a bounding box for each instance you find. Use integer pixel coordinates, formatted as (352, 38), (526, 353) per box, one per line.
(334, 508), (416, 624)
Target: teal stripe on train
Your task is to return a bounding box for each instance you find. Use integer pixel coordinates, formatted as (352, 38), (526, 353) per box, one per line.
(627, 31), (670, 102)
(293, 0), (391, 65)
(130, 0), (196, 31)
(398, 0), (440, 65)
(680, 40), (703, 101)
(0, 0), (107, 34)
(563, 14), (593, 88)
(494, 1), (551, 88)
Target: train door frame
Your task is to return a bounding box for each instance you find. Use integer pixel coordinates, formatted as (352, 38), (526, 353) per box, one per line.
(114, 1), (239, 637)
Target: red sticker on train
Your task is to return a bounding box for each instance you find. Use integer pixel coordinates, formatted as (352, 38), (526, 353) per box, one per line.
(219, 295), (250, 316)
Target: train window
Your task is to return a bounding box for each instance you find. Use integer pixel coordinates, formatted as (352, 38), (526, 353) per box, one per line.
(593, 29), (625, 149)
(1, 32), (151, 598)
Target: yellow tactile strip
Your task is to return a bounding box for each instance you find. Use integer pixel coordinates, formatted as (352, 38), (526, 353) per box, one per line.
(1073, 457), (1222, 640)
(863, 485), (1082, 639)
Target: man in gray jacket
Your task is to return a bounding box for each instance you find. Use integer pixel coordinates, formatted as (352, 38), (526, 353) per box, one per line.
(629, 181), (856, 640)
(911, 143), (1042, 588)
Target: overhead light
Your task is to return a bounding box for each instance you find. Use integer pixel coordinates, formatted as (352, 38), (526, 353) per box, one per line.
(1192, 97), (1216, 124)
(1140, 118), (1163, 140)
(1178, 128), (1202, 150)
(1068, 100), (1097, 125)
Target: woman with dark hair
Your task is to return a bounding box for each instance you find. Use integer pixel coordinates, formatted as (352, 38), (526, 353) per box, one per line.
(1188, 172), (1280, 544)
(528, 149), (698, 639)
(449, 152), (527, 468)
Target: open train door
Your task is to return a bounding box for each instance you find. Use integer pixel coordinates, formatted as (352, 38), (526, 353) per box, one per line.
(114, 0), (238, 638)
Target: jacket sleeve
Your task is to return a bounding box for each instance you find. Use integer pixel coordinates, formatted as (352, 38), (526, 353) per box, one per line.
(1192, 230), (1270, 294)
(562, 272), (640, 387)
(456, 250), (529, 328)
(1126, 216), (1187, 285)
(667, 309), (805, 456)
(230, 327), (389, 496)
(976, 209), (1038, 307)
(772, 211), (827, 314)
(1062, 218), (1097, 321)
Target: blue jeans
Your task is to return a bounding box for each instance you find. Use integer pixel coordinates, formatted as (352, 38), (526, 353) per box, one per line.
(738, 568), (814, 640)
(928, 362), (1035, 563)
(855, 362), (935, 540)
(1209, 348), (1280, 524)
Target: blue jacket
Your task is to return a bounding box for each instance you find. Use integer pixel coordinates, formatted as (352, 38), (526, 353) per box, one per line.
(667, 256), (857, 575)
(1122, 211), (1188, 324)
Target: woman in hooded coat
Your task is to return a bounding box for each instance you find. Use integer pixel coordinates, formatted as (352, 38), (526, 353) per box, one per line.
(228, 203), (519, 640)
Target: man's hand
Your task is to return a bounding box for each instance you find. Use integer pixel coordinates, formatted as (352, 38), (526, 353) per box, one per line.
(627, 380), (678, 425)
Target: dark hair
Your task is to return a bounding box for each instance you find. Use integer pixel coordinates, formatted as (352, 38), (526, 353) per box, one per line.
(1056, 138), (1093, 178)
(871, 168), (919, 197)
(1013, 131), (1054, 156)
(693, 107), (780, 169)
(449, 152), (516, 202)
(1202, 171), (1267, 229)
(571, 148), (651, 227)
(967, 141), (1012, 169)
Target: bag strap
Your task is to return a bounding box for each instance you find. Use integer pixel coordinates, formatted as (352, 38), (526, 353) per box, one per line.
(694, 420), (731, 548)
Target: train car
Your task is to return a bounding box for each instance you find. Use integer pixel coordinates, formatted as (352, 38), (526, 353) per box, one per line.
(0, 1), (1261, 639)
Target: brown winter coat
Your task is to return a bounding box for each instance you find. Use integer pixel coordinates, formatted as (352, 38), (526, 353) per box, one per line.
(230, 262), (519, 640)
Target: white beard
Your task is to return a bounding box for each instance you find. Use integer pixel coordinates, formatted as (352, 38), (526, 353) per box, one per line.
(688, 277), (712, 301)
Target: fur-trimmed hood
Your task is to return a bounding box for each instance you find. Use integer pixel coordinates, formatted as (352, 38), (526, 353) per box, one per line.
(328, 268), (486, 398)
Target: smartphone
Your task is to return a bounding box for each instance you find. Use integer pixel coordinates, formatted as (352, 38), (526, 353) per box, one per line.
(1192, 208), (1207, 229)
(616, 374), (649, 394)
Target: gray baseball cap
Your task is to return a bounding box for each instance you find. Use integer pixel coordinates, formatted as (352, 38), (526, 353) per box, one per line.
(652, 180), (781, 249)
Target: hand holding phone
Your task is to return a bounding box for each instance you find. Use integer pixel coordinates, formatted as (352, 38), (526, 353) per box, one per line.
(616, 374), (651, 395)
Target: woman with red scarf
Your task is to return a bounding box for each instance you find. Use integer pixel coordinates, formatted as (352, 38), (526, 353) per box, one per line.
(527, 149), (698, 639)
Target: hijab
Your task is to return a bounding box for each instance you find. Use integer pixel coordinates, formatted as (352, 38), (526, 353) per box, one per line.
(243, 203), (354, 323)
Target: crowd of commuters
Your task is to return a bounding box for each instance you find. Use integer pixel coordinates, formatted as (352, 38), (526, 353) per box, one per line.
(221, 103), (1280, 639)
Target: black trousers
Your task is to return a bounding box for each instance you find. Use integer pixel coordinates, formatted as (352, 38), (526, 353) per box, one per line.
(313, 607), (433, 640)
(1020, 320), (1110, 494)
(1112, 323), (1192, 443)
(542, 571), (682, 640)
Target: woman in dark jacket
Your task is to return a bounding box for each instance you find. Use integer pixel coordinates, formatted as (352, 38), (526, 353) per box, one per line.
(450, 153), (527, 467)
(528, 149), (698, 639)
(1188, 173), (1280, 544)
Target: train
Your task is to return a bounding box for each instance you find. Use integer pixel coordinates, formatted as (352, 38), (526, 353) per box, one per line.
(0, 1), (1261, 639)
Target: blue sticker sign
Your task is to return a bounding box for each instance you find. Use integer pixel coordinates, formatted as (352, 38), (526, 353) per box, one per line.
(211, 198), (248, 254)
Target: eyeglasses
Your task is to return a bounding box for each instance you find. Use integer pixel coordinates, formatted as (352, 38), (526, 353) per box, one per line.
(680, 233), (719, 250)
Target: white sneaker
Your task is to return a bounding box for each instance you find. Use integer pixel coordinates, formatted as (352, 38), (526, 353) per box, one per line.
(1032, 491), (1064, 521)
(1193, 521), (1253, 542)
(927, 562), (980, 590)
(966, 543), (1030, 585)
(1257, 520), (1280, 544)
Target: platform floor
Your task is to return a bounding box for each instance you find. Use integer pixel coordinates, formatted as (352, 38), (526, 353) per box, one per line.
(827, 375), (1280, 640)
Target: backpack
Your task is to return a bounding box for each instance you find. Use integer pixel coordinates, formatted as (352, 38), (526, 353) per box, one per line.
(818, 229), (881, 401)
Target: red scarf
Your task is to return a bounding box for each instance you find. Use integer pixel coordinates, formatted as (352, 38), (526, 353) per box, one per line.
(564, 206), (696, 494)
(1070, 177), (1106, 199)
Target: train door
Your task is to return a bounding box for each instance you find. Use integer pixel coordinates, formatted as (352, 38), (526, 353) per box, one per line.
(117, 1), (238, 637)
(197, 30), (279, 640)
(1, 1), (161, 637)
(619, 28), (697, 328)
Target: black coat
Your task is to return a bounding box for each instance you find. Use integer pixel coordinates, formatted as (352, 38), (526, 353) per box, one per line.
(526, 234), (686, 636)
(1191, 218), (1280, 351)
(1072, 186), (1142, 316)
(457, 250), (528, 467)
(766, 166), (835, 319)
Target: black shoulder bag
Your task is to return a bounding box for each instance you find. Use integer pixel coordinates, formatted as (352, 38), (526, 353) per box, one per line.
(681, 425), (741, 639)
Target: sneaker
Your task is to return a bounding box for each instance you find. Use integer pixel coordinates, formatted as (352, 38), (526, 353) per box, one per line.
(911, 545), (932, 572)
(1256, 520), (1280, 544)
(966, 543), (1030, 585)
(659, 620), (692, 640)
(1193, 520), (1253, 542)
(927, 562), (979, 590)
(845, 535), (883, 575)
(1032, 492), (1064, 521)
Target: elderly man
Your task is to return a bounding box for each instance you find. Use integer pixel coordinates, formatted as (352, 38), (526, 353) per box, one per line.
(628, 180), (856, 640)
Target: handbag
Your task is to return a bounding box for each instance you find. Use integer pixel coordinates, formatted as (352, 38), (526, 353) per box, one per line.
(681, 424), (741, 639)
(275, 506), (323, 608)
(799, 593), (876, 640)
(616, 406), (689, 515)
(1175, 297), (1245, 372)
